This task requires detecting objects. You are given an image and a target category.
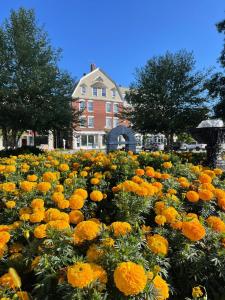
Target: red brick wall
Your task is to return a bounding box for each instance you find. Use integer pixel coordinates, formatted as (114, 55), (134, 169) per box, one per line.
(72, 99), (125, 131)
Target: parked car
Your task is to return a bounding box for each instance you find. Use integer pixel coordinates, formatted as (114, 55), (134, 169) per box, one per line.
(180, 142), (206, 151)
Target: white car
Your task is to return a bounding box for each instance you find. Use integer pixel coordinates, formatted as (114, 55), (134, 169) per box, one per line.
(180, 142), (206, 151)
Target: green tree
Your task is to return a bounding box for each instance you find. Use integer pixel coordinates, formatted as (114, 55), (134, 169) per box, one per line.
(0, 8), (80, 148)
(207, 19), (225, 120)
(124, 50), (209, 149)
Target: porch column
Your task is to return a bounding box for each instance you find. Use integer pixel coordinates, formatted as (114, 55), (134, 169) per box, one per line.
(48, 131), (54, 150)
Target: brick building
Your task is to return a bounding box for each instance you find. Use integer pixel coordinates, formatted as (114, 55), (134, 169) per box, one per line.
(71, 64), (128, 149)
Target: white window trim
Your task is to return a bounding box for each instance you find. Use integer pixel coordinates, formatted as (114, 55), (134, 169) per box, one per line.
(87, 100), (93, 112)
(105, 117), (112, 129)
(112, 89), (116, 98)
(79, 116), (86, 128)
(88, 116), (94, 128)
(102, 87), (106, 97)
(81, 86), (86, 95)
(79, 100), (85, 111)
(113, 103), (119, 113)
(92, 87), (98, 97)
(113, 117), (119, 128)
(106, 102), (111, 113)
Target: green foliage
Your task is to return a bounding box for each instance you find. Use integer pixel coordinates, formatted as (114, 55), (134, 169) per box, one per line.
(124, 50), (210, 148)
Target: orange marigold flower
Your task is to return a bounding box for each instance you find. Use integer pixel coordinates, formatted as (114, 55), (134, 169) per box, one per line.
(0, 231), (10, 245)
(153, 275), (169, 299)
(135, 168), (145, 176)
(73, 221), (100, 244)
(59, 164), (69, 172)
(67, 262), (94, 288)
(206, 216), (225, 233)
(69, 194), (85, 209)
(31, 198), (44, 209)
(27, 174), (38, 182)
(147, 234), (168, 256)
(90, 263), (108, 284)
(73, 188), (88, 200)
(57, 199), (70, 209)
(114, 262), (147, 296)
(51, 192), (65, 203)
(20, 181), (36, 192)
(155, 215), (166, 226)
(86, 244), (104, 262)
(69, 210), (84, 224)
(90, 178), (100, 185)
(199, 173), (212, 184)
(218, 197), (225, 210)
(90, 190), (103, 202)
(34, 224), (47, 239)
(198, 189), (213, 201)
(182, 220), (206, 241)
(186, 191), (199, 203)
(47, 220), (70, 231)
(37, 182), (51, 193)
(111, 221), (132, 237)
(2, 182), (16, 192)
(162, 207), (179, 223)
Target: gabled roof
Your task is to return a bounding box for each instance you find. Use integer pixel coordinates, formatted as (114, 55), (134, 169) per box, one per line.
(72, 67), (124, 101)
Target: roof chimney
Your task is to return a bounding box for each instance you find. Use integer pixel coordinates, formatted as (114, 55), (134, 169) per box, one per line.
(90, 63), (97, 72)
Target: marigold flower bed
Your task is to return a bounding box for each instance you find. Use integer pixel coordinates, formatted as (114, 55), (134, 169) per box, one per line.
(0, 150), (225, 300)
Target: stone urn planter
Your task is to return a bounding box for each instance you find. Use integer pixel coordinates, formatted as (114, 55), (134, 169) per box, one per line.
(190, 119), (225, 169)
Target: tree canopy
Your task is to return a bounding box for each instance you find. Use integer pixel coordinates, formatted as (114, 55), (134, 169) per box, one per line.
(124, 50), (209, 147)
(207, 19), (225, 120)
(0, 8), (79, 147)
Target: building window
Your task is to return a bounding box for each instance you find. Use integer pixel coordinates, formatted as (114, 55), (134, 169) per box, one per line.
(92, 87), (98, 96)
(106, 102), (111, 113)
(87, 101), (93, 112)
(114, 103), (119, 113)
(79, 116), (86, 128)
(106, 117), (112, 129)
(79, 100), (85, 111)
(81, 86), (86, 95)
(112, 89), (116, 98)
(102, 87), (106, 97)
(88, 116), (94, 128)
(81, 135), (87, 146)
(113, 117), (119, 128)
(88, 135), (94, 146)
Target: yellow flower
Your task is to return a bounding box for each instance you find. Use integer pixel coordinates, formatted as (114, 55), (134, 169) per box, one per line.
(42, 172), (58, 182)
(47, 220), (70, 231)
(192, 286), (204, 298)
(0, 272), (15, 288)
(69, 194), (85, 209)
(80, 171), (88, 177)
(59, 163), (69, 172)
(2, 182), (16, 192)
(31, 198), (44, 209)
(29, 211), (45, 223)
(73, 188), (88, 200)
(51, 192), (65, 203)
(34, 224), (47, 239)
(73, 221), (100, 244)
(111, 221), (132, 237)
(153, 275), (169, 299)
(90, 178), (100, 185)
(67, 262), (94, 288)
(90, 263), (107, 284)
(90, 190), (103, 202)
(162, 207), (179, 223)
(27, 174), (38, 182)
(37, 182), (51, 193)
(69, 210), (84, 224)
(155, 215), (166, 226)
(162, 162), (172, 169)
(20, 181), (36, 192)
(147, 234), (168, 256)
(44, 208), (61, 221)
(86, 244), (104, 262)
(5, 201), (16, 209)
(114, 262), (147, 296)
(8, 267), (21, 288)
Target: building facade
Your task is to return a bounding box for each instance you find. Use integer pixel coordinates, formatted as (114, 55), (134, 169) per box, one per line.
(71, 64), (128, 150)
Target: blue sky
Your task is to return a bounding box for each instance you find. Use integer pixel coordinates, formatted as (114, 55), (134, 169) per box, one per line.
(0, 0), (224, 86)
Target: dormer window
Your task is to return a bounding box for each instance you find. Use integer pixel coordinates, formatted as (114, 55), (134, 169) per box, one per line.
(112, 89), (116, 98)
(92, 87), (98, 97)
(102, 87), (106, 97)
(81, 85), (86, 95)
